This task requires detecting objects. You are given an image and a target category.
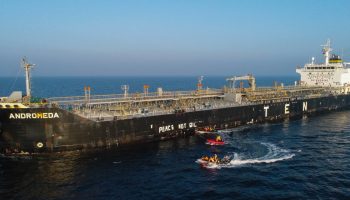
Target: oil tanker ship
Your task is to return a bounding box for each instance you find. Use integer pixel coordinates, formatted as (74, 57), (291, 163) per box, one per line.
(1, 40), (350, 154)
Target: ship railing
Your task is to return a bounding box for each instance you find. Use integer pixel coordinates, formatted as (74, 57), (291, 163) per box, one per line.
(227, 85), (326, 93)
(50, 85), (332, 105)
(47, 89), (224, 105)
(246, 85), (337, 94)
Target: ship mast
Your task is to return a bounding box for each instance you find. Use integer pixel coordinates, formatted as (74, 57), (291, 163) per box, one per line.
(197, 76), (204, 91)
(121, 85), (129, 98)
(321, 39), (332, 65)
(21, 57), (35, 101)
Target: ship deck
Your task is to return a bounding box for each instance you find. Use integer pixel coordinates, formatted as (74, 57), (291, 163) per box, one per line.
(43, 85), (347, 121)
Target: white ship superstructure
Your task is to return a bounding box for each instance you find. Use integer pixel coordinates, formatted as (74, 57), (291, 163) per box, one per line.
(296, 39), (350, 87)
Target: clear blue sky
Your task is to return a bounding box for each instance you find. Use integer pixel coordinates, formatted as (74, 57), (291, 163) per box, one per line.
(1, 0), (350, 76)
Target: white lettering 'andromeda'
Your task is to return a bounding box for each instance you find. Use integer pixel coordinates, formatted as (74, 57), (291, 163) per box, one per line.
(9, 112), (60, 119)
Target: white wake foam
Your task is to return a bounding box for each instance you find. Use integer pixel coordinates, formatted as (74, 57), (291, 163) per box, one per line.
(203, 142), (295, 169)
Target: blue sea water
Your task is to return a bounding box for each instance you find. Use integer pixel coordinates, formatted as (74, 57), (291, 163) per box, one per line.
(1, 76), (350, 200)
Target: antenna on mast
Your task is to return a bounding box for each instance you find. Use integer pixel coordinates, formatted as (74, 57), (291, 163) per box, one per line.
(321, 39), (332, 65)
(21, 57), (35, 101)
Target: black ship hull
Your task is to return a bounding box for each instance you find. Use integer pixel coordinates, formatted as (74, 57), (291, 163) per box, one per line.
(1, 94), (350, 154)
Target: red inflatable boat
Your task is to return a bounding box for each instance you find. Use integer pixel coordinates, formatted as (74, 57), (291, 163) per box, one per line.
(206, 139), (225, 146)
